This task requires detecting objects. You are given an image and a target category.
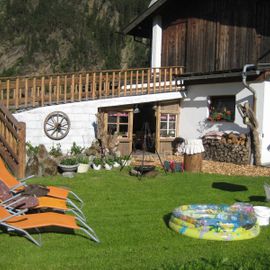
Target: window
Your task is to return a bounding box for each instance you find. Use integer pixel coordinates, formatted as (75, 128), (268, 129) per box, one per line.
(208, 96), (235, 122)
(107, 111), (129, 137)
(160, 113), (176, 137)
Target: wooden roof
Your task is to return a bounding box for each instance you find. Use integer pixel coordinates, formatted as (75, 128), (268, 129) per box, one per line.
(122, 0), (169, 38)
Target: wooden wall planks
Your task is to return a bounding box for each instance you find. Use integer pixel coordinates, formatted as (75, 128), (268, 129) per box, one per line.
(161, 0), (270, 73)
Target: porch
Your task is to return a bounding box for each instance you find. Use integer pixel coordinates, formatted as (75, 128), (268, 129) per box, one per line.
(0, 66), (184, 177)
(0, 66), (184, 111)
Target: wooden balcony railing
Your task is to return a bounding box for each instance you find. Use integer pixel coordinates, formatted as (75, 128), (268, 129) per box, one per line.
(0, 66), (184, 111)
(0, 103), (25, 178)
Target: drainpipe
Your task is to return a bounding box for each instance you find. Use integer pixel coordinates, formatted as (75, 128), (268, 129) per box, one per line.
(241, 64), (260, 114)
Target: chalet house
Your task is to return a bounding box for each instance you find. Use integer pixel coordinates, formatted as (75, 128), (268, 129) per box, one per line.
(1, 0), (270, 178)
(123, 0), (270, 165)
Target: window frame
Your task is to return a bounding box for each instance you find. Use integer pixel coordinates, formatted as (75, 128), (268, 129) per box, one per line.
(208, 95), (236, 122)
(159, 113), (177, 138)
(107, 111), (129, 138)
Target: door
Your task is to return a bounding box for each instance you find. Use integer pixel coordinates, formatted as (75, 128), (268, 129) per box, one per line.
(156, 101), (180, 155)
(103, 108), (133, 156)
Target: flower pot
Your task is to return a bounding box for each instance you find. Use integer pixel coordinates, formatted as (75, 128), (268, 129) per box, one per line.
(92, 164), (101, 170)
(104, 163), (113, 170)
(77, 163), (89, 173)
(58, 164), (78, 173)
(113, 162), (120, 168)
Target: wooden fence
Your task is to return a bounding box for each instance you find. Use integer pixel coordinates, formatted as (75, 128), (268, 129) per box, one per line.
(0, 66), (184, 110)
(0, 103), (25, 178)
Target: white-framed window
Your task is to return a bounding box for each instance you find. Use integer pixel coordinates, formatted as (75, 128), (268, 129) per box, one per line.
(107, 111), (129, 137)
(160, 113), (176, 137)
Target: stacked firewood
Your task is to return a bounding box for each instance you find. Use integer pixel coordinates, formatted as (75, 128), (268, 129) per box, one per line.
(202, 132), (250, 165)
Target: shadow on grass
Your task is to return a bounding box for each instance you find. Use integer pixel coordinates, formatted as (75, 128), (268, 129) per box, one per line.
(212, 182), (248, 192)
(235, 195), (266, 203)
(163, 213), (172, 228)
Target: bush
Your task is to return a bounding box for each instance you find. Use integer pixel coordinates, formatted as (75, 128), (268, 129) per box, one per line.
(49, 143), (63, 158)
(60, 157), (78, 166)
(70, 142), (84, 156)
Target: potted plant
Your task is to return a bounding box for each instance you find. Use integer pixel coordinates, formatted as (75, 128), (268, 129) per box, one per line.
(104, 157), (114, 170)
(58, 157), (78, 172)
(113, 156), (121, 168)
(77, 156), (90, 173)
(70, 142), (85, 156)
(92, 158), (102, 170)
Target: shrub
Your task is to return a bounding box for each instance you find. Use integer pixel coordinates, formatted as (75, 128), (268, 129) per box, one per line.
(60, 157), (78, 166)
(49, 143), (63, 158)
(77, 156), (89, 164)
(70, 142), (84, 156)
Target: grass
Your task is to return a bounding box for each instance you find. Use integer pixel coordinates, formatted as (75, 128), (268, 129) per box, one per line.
(1, 169), (270, 269)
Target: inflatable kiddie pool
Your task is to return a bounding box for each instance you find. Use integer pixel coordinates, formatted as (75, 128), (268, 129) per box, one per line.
(169, 203), (260, 241)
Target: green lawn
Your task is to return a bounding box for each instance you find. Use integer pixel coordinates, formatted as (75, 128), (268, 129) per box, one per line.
(1, 169), (270, 270)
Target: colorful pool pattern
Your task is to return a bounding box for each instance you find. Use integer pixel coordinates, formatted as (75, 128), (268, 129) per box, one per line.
(169, 203), (260, 241)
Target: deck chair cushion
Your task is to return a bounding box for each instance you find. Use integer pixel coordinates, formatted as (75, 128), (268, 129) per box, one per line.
(21, 184), (49, 197)
(11, 196), (39, 209)
(0, 179), (12, 200)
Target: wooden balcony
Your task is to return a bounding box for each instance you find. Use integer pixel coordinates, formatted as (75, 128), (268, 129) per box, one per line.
(0, 66), (184, 111)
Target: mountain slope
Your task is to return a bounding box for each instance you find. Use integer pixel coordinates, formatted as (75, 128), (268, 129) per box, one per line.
(0, 0), (150, 76)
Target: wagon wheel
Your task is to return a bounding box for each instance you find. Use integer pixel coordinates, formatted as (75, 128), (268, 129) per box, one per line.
(44, 111), (70, 140)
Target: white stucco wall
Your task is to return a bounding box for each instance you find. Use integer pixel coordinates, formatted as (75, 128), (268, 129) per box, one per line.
(261, 82), (270, 165)
(179, 82), (253, 138)
(13, 92), (183, 153)
(179, 80), (270, 165)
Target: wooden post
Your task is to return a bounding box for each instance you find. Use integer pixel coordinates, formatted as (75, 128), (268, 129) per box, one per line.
(15, 78), (19, 109)
(6, 80), (10, 109)
(112, 72), (115, 97)
(118, 71), (121, 96)
(24, 78), (28, 108)
(85, 73), (89, 100)
(17, 121), (26, 178)
(49, 77), (52, 104)
(164, 69), (167, 91)
(92, 73), (96, 99)
(79, 74), (82, 101)
(155, 104), (161, 152)
(99, 72), (103, 98)
(71, 75), (75, 102)
(56, 76), (60, 104)
(153, 68), (156, 93)
(32, 78), (36, 107)
(135, 70), (139, 95)
(64, 75), (67, 103)
(41, 76), (45, 107)
(130, 71), (133, 96)
(105, 72), (109, 97)
(147, 69), (151, 94)
(169, 68), (172, 92)
(124, 71), (127, 96)
(141, 70), (144, 94)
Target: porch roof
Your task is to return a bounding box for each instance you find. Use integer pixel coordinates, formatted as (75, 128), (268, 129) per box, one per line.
(176, 66), (270, 86)
(122, 0), (169, 38)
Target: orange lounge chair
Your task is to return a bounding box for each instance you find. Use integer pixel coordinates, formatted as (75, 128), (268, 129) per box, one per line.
(0, 158), (83, 207)
(1, 193), (86, 221)
(0, 179), (85, 220)
(0, 206), (99, 246)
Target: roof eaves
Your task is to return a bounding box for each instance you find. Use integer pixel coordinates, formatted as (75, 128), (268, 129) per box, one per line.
(122, 0), (168, 36)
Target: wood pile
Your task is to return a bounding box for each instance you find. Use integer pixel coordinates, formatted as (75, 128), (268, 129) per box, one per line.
(203, 133), (250, 165)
